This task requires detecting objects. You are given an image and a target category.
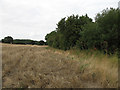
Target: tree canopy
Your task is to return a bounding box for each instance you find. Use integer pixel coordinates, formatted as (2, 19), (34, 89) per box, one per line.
(2, 36), (13, 44)
(45, 8), (119, 54)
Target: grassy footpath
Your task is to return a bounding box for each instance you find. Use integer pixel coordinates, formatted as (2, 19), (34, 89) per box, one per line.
(47, 47), (118, 88)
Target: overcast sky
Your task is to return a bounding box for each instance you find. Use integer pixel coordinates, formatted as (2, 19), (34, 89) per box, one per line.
(0, 0), (119, 41)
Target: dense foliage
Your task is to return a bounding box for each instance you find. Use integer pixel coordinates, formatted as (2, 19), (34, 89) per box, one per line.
(45, 8), (119, 54)
(2, 36), (13, 44)
(2, 37), (46, 45)
(45, 14), (92, 50)
(13, 39), (35, 45)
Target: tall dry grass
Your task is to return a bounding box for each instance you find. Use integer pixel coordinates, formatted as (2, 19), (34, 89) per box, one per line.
(49, 47), (118, 88)
(2, 44), (118, 88)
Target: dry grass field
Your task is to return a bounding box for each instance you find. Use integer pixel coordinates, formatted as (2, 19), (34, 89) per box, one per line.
(1, 43), (118, 88)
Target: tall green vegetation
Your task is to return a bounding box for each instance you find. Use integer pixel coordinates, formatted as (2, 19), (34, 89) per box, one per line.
(95, 8), (119, 54)
(45, 8), (119, 54)
(2, 36), (13, 44)
(2, 36), (46, 45)
(46, 14), (92, 50)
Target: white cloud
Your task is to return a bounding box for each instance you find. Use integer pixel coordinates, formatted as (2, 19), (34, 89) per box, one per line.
(0, 0), (119, 40)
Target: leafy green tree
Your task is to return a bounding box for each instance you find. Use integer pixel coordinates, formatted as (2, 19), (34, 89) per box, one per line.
(56, 14), (92, 50)
(39, 40), (45, 45)
(95, 8), (118, 54)
(3, 36), (13, 44)
(45, 31), (57, 47)
(80, 22), (102, 49)
(1, 39), (4, 43)
(45, 9), (118, 54)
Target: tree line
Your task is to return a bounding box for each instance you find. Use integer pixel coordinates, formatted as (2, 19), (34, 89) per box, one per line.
(45, 8), (119, 54)
(1, 36), (47, 45)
